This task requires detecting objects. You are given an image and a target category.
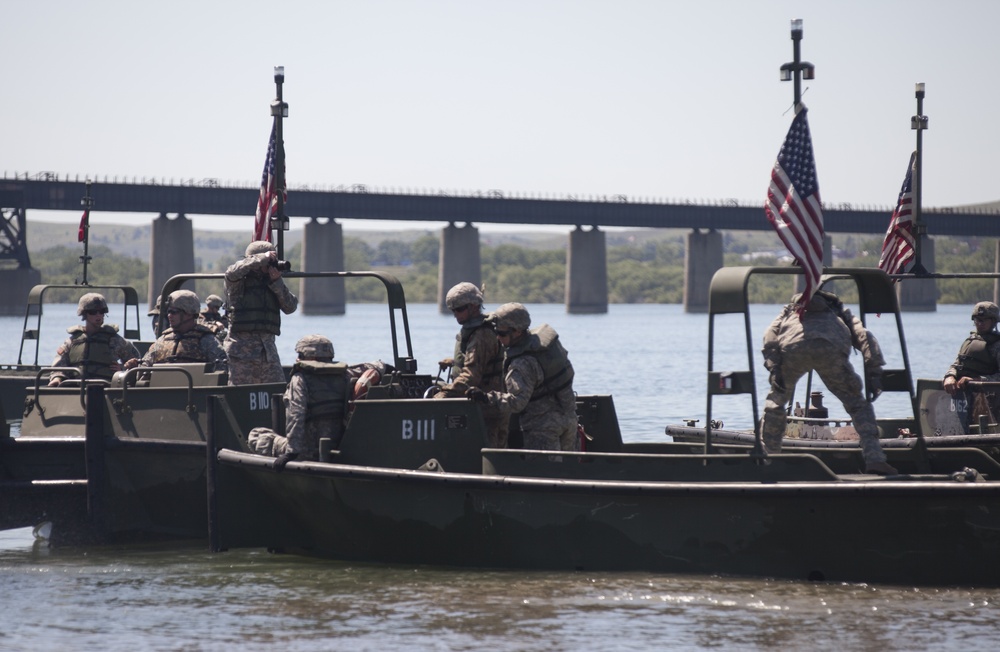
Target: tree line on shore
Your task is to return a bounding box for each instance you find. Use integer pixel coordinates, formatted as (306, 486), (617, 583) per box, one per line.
(25, 232), (1000, 306)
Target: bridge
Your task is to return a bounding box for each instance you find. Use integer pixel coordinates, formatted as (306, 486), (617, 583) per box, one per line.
(2, 173), (999, 314)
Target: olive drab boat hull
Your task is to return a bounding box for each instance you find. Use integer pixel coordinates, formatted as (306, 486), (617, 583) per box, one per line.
(206, 266), (1000, 586)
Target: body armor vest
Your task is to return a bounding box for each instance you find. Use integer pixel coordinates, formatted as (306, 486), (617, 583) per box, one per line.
(66, 324), (120, 381)
(146, 325), (214, 364)
(504, 324), (574, 402)
(292, 360), (348, 423)
(451, 319), (503, 384)
(230, 273), (281, 335)
(956, 331), (1000, 377)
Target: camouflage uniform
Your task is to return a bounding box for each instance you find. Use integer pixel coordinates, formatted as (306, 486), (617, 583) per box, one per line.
(139, 324), (228, 373)
(248, 336), (348, 461)
(223, 243), (298, 385)
(761, 291), (888, 466)
(482, 304), (578, 452)
(437, 315), (509, 448)
(199, 294), (228, 342)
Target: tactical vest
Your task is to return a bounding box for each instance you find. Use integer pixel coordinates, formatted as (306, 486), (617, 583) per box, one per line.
(292, 360), (348, 424)
(66, 324), (121, 381)
(504, 324), (574, 402)
(229, 273), (281, 335)
(146, 325), (214, 364)
(451, 319), (503, 384)
(956, 330), (1000, 377)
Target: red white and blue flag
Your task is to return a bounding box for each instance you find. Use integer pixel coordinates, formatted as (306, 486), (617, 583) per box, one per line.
(765, 104), (825, 316)
(253, 123), (285, 242)
(877, 151), (917, 279)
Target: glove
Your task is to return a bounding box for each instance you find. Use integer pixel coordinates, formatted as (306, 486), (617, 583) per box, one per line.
(868, 375), (883, 402)
(466, 388), (489, 404)
(273, 451), (298, 472)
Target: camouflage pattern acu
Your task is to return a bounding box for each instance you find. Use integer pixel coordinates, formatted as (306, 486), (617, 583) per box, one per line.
(205, 294), (225, 309)
(49, 325), (140, 383)
(168, 289), (200, 315)
(247, 369), (348, 460)
(139, 325), (228, 373)
(485, 350), (578, 452)
(295, 334), (334, 359)
(223, 332), (286, 385)
(77, 293), (108, 316)
(760, 295), (888, 465)
(445, 282), (484, 310)
(436, 318), (509, 447)
(972, 302), (1000, 321)
(245, 240), (276, 256)
(148, 297), (162, 316)
(492, 302), (531, 331)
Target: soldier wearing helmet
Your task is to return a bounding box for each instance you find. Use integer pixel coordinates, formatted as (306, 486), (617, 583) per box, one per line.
(433, 283), (509, 447)
(199, 293), (228, 342)
(124, 290), (228, 374)
(466, 302), (579, 452)
(147, 296), (162, 333)
(248, 334), (350, 469)
(222, 240), (298, 385)
(48, 293), (141, 386)
(943, 301), (1000, 430)
(759, 290), (896, 475)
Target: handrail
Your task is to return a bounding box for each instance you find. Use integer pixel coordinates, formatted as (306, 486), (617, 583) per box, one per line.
(118, 366), (196, 414)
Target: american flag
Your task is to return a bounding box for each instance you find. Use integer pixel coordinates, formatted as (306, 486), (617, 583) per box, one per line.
(765, 105), (825, 315)
(253, 123), (285, 242)
(877, 151), (917, 279)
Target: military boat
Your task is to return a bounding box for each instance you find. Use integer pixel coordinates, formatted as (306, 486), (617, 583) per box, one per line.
(0, 273), (283, 545)
(207, 267), (1000, 587)
(665, 266), (1000, 468)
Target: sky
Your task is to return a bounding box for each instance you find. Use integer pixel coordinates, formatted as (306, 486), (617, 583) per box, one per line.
(4, 0), (999, 235)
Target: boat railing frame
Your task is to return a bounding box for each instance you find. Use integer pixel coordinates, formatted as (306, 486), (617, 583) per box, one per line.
(158, 270), (418, 373)
(705, 266), (915, 456)
(17, 284), (143, 367)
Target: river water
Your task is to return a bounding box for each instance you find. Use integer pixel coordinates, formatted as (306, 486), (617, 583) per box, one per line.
(1, 302), (998, 650)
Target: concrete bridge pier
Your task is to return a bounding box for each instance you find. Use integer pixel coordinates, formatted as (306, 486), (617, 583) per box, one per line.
(148, 213), (194, 309)
(898, 235), (937, 312)
(566, 226), (608, 314)
(438, 223), (482, 313)
(684, 229), (724, 313)
(0, 268), (41, 316)
(300, 217), (345, 314)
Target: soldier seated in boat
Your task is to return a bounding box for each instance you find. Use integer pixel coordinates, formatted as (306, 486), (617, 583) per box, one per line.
(760, 290), (897, 475)
(432, 282), (509, 448)
(123, 290), (228, 374)
(942, 301), (1000, 431)
(199, 293), (228, 342)
(247, 335), (350, 470)
(148, 296), (162, 333)
(48, 293), (141, 387)
(467, 302), (579, 452)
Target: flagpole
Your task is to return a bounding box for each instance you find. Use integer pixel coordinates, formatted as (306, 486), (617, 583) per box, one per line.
(910, 82), (929, 275)
(79, 180), (93, 286)
(270, 65), (289, 260)
(779, 19), (815, 108)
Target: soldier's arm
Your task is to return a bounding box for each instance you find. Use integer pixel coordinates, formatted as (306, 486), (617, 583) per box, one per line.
(283, 375), (309, 454)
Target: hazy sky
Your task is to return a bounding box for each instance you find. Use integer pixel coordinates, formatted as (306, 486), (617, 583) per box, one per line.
(5, 0), (999, 233)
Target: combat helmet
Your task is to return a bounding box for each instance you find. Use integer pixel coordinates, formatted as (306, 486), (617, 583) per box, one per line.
(205, 294), (224, 310)
(77, 293), (108, 316)
(492, 302), (531, 331)
(168, 290), (201, 316)
(445, 282), (484, 310)
(295, 334), (335, 359)
(147, 296), (162, 316)
(972, 301), (1000, 321)
(245, 240), (276, 256)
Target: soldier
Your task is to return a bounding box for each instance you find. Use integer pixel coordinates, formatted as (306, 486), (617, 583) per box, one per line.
(223, 240), (298, 385)
(124, 290), (227, 373)
(48, 293), (141, 386)
(199, 293), (228, 342)
(434, 282), (509, 447)
(942, 301), (1000, 431)
(148, 296), (162, 333)
(467, 302), (578, 452)
(760, 290), (896, 475)
(247, 335), (350, 469)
